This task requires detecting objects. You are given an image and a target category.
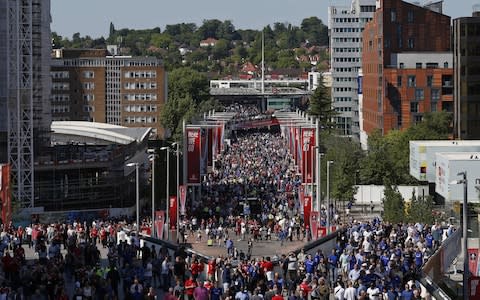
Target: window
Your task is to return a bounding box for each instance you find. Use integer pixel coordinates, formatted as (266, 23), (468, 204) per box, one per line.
(83, 82), (95, 90)
(391, 9), (397, 22)
(431, 101), (437, 112)
(397, 76), (402, 87)
(408, 76), (416, 87)
(408, 38), (415, 49)
(407, 11), (414, 23)
(444, 62), (449, 68)
(83, 71), (94, 78)
(83, 94), (95, 102)
(415, 89), (424, 100)
(400, 63), (405, 69)
(416, 63), (422, 69)
(427, 75), (433, 87)
(410, 102), (419, 113)
(426, 63), (439, 69)
(431, 89), (440, 101)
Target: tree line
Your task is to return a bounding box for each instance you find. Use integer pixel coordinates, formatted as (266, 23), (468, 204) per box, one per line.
(52, 18), (329, 74)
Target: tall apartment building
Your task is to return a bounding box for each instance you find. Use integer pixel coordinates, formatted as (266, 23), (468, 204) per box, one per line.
(454, 8), (480, 140)
(361, 0), (451, 147)
(51, 49), (167, 138)
(328, 0), (376, 137)
(0, 0), (52, 207)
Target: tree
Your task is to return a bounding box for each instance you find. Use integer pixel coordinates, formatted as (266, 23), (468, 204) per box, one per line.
(324, 136), (363, 210)
(407, 190), (435, 224)
(167, 67), (210, 104)
(160, 95), (197, 141)
(109, 22), (116, 38)
(308, 74), (337, 131)
(383, 182), (405, 224)
(301, 16), (328, 45)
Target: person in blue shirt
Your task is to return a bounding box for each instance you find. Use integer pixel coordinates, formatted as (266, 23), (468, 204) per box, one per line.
(414, 248), (423, 269)
(401, 284), (413, 300)
(211, 282), (223, 300)
(327, 249), (338, 283)
(386, 286), (397, 300)
(304, 255), (315, 279)
(425, 232), (434, 249)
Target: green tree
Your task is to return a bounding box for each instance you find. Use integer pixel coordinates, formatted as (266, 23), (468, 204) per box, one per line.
(407, 191), (435, 224)
(212, 39), (230, 60)
(301, 16), (328, 45)
(324, 136), (363, 210)
(109, 22), (116, 38)
(308, 75), (337, 131)
(167, 67), (210, 104)
(383, 182), (405, 224)
(160, 95), (197, 141)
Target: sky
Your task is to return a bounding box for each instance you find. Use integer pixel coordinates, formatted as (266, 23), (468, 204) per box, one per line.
(51, 0), (479, 39)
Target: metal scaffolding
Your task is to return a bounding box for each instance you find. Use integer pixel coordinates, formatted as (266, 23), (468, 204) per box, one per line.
(4, 0), (51, 208)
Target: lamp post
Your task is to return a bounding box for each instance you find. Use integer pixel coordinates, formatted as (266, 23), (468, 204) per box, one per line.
(126, 162), (140, 236)
(175, 142), (180, 243)
(457, 172), (469, 300)
(327, 160), (334, 234)
(160, 146), (170, 240)
(150, 154), (156, 238)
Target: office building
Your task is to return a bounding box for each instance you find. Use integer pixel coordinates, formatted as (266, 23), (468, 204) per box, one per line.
(51, 49), (167, 139)
(361, 0), (451, 146)
(328, 0), (376, 137)
(454, 8), (480, 140)
(0, 0), (52, 207)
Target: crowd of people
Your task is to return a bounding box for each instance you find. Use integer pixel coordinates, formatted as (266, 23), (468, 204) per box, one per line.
(0, 216), (453, 299)
(0, 108), (455, 299)
(224, 104), (263, 121)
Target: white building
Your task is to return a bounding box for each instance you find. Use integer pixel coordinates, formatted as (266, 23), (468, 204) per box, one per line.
(435, 152), (480, 204)
(328, 0), (376, 137)
(409, 140), (480, 183)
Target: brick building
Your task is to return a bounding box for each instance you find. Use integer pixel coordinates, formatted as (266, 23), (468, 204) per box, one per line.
(51, 49), (167, 138)
(361, 0), (451, 144)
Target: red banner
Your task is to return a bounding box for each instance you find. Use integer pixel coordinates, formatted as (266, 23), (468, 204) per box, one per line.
(294, 127), (300, 167)
(304, 195), (312, 227)
(469, 249), (479, 276)
(216, 124), (223, 154)
(470, 276), (480, 300)
(318, 227), (327, 238)
(169, 196), (177, 230)
(0, 165), (11, 226)
(186, 128), (201, 185)
(302, 128), (315, 184)
(179, 185), (187, 215)
(155, 210), (165, 239)
(299, 185), (305, 208)
(207, 127), (213, 167)
(310, 211), (319, 240)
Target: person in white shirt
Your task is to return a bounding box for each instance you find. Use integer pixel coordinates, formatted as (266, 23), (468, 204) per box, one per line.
(334, 281), (345, 300)
(366, 283), (380, 300)
(344, 281), (356, 300)
(348, 264), (361, 282)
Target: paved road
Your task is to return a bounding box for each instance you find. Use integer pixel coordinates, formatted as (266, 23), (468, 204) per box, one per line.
(185, 232), (306, 258)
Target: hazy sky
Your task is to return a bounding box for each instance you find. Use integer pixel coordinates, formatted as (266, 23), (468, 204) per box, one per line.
(51, 0), (479, 38)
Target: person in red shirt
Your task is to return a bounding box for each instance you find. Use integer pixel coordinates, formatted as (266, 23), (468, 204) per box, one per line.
(191, 259), (203, 280)
(299, 279), (311, 300)
(207, 259), (216, 282)
(272, 289), (284, 300)
(90, 227), (98, 245)
(203, 279), (213, 291)
(263, 257), (274, 282)
(184, 275), (197, 300)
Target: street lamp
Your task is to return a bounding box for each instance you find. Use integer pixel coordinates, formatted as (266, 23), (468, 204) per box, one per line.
(175, 142), (180, 243)
(327, 160), (334, 234)
(126, 162), (140, 236)
(315, 147), (324, 212)
(451, 171), (468, 300)
(160, 146), (171, 240)
(148, 150), (158, 238)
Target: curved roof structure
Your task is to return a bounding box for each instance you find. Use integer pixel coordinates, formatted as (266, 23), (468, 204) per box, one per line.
(51, 121), (151, 145)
